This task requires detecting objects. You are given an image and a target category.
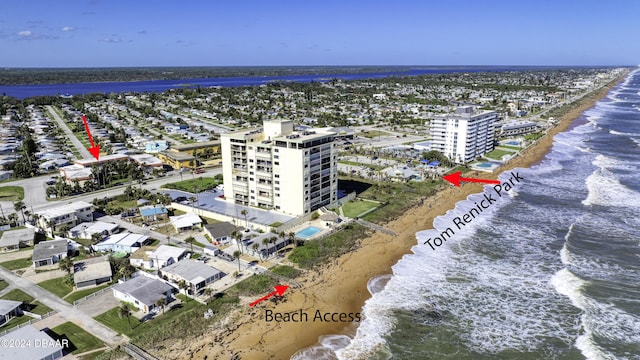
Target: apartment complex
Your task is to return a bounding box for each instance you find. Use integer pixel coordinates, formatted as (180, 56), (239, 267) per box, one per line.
(35, 201), (94, 235)
(429, 106), (498, 163)
(221, 119), (338, 216)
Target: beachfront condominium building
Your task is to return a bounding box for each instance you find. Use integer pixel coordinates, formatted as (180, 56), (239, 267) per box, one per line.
(221, 119), (338, 216)
(429, 106), (498, 163)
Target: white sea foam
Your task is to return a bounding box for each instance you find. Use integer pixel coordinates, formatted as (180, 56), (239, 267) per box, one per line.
(582, 162), (640, 207)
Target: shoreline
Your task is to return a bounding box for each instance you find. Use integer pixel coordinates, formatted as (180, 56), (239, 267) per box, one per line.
(180, 74), (627, 360)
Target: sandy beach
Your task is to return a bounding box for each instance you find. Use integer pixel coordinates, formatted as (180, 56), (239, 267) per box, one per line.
(164, 74), (626, 360)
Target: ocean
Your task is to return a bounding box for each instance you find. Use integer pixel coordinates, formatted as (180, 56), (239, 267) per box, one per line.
(293, 69), (640, 360)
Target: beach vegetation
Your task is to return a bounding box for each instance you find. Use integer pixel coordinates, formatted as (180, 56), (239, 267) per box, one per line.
(270, 265), (301, 279)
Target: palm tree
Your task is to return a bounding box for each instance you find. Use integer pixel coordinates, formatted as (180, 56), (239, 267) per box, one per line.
(185, 236), (195, 253)
(118, 303), (132, 329)
(262, 238), (270, 258)
(58, 257), (73, 274)
(234, 232), (243, 254)
(155, 298), (166, 315)
(240, 209), (248, 228)
(252, 243), (261, 260)
(91, 232), (103, 244)
(13, 201), (26, 224)
(178, 280), (188, 301)
(233, 250), (241, 273)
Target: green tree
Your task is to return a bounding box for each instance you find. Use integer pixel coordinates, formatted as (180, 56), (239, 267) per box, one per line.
(118, 303), (132, 329)
(13, 201), (26, 224)
(185, 236), (195, 253)
(58, 256), (73, 275)
(240, 209), (248, 227)
(155, 297), (166, 315)
(233, 250), (241, 273)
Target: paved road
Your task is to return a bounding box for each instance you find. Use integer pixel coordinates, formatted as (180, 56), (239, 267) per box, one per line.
(45, 105), (92, 159)
(25, 167), (222, 213)
(0, 266), (125, 345)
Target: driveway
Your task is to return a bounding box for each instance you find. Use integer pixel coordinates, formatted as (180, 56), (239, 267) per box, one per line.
(0, 265), (126, 345)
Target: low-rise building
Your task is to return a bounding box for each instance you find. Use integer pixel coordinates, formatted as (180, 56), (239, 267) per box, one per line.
(500, 120), (539, 137)
(0, 228), (35, 252)
(160, 259), (224, 292)
(203, 222), (241, 245)
(35, 201), (94, 236)
(73, 255), (113, 288)
(32, 239), (68, 268)
(94, 232), (149, 254)
(0, 299), (22, 326)
(112, 275), (173, 313)
(0, 325), (64, 360)
(129, 245), (187, 270)
(170, 213), (202, 233)
(68, 221), (119, 240)
(139, 205), (168, 222)
(157, 151), (196, 170)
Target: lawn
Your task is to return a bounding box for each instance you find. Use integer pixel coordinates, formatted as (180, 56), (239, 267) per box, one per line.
(50, 322), (104, 354)
(341, 199), (378, 218)
(0, 257), (32, 270)
(360, 130), (390, 138)
(0, 289), (53, 326)
(38, 277), (74, 299)
(0, 280), (8, 292)
(64, 283), (111, 304)
(0, 186), (24, 201)
(161, 177), (221, 193)
(484, 148), (516, 160)
(95, 296), (204, 338)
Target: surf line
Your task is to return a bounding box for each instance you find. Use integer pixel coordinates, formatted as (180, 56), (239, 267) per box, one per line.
(424, 171), (523, 250)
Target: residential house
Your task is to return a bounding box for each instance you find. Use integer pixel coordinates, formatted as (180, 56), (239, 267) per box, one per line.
(0, 325), (64, 360)
(0, 299), (22, 326)
(68, 221), (119, 240)
(73, 256), (113, 288)
(130, 245), (186, 270)
(139, 205), (168, 222)
(0, 228), (35, 252)
(94, 232), (149, 254)
(203, 222), (242, 245)
(160, 259), (224, 293)
(170, 213), (202, 233)
(112, 274), (173, 313)
(32, 239), (69, 268)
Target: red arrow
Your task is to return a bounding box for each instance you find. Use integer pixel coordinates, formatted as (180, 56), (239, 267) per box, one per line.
(249, 285), (289, 307)
(442, 171), (501, 187)
(81, 114), (100, 160)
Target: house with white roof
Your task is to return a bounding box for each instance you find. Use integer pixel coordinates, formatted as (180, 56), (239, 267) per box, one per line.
(170, 213), (202, 233)
(160, 259), (224, 293)
(0, 299), (22, 326)
(32, 239), (69, 268)
(129, 245), (187, 270)
(35, 201), (94, 236)
(0, 325), (64, 360)
(0, 228), (35, 252)
(94, 232), (149, 254)
(69, 221), (119, 240)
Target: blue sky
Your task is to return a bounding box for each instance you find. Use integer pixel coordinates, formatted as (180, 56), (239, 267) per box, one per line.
(0, 0), (638, 67)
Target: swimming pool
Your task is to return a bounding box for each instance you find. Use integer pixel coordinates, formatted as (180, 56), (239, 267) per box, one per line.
(295, 226), (322, 239)
(506, 141), (520, 146)
(477, 162), (494, 168)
